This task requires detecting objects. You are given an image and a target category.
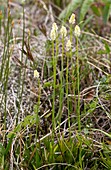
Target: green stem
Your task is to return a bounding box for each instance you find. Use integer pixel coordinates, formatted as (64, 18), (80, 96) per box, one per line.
(76, 37), (81, 132)
(58, 37), (64, 121)
(36, 78), (41, 136)
(70, 25), (76, 113)
(70, 25), (73, 43)
(66, 51), (70, 128)
(51, 39), (57, 163)
(52, 40), (56, 130)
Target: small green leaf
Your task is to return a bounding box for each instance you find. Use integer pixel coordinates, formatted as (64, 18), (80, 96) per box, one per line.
(97, 50), (108, 54)
(43, 81), (52, 88)
(0, 143), (5, 155)
(91, 5), (101, 16)
(0, 143), (5, 169)
(97, 42), (110, 54)
(105, 42), (110, 54)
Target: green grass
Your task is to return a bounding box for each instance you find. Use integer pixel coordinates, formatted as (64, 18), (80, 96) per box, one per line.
(0, 1), (111, 170)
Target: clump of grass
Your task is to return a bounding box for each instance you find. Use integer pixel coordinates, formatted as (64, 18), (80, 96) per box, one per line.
(0, 4), (13, 138)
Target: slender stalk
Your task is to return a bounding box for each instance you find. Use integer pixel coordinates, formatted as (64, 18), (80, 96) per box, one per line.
(51, 40), (56, 163)
(70, 25), (73, 43)
(58, 37), (64, 121)
(76, 37), (81, 132)
(66, 51), (70, 127)
(35, 78), (41, 140)
(52, 40), (56, 130)
(35, 78), (41, 166)
(70, 25), (76, 113)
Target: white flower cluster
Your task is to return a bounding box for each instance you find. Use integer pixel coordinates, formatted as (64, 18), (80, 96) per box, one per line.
(50, 22), (58, 41)
(34, 70), (39, 78)
(74, 25), (81, 37)
(69, 13), (75, 24)
(49, 14), (81, 52)
(60, 25), (67, 38)
(34, 14), (81, 78)
(21, 0), (26, 4)
(66, 40), (71, 51)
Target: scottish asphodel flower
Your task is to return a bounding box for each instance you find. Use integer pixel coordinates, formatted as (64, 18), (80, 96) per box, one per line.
(34, 70), (39, 78)
(66, 39), (71, 51)
(60, 25), (67, 38)
(74, 25), (81, 37)
(50, 29), (56, 41)
(52, 22), (58, 33)
(21, 0), (26, 4)
(69, 13), (75, 24)
(50, 22), (58, 41)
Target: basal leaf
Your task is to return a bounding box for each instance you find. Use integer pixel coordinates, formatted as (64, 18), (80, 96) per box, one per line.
(59, 0), (82, 21)
(0, 143), (5, 155)
(103, 3), (111, 24)
(79, 0), (95, 21)
(91, 5), (101, 17)
(104, 42), (110, 53)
